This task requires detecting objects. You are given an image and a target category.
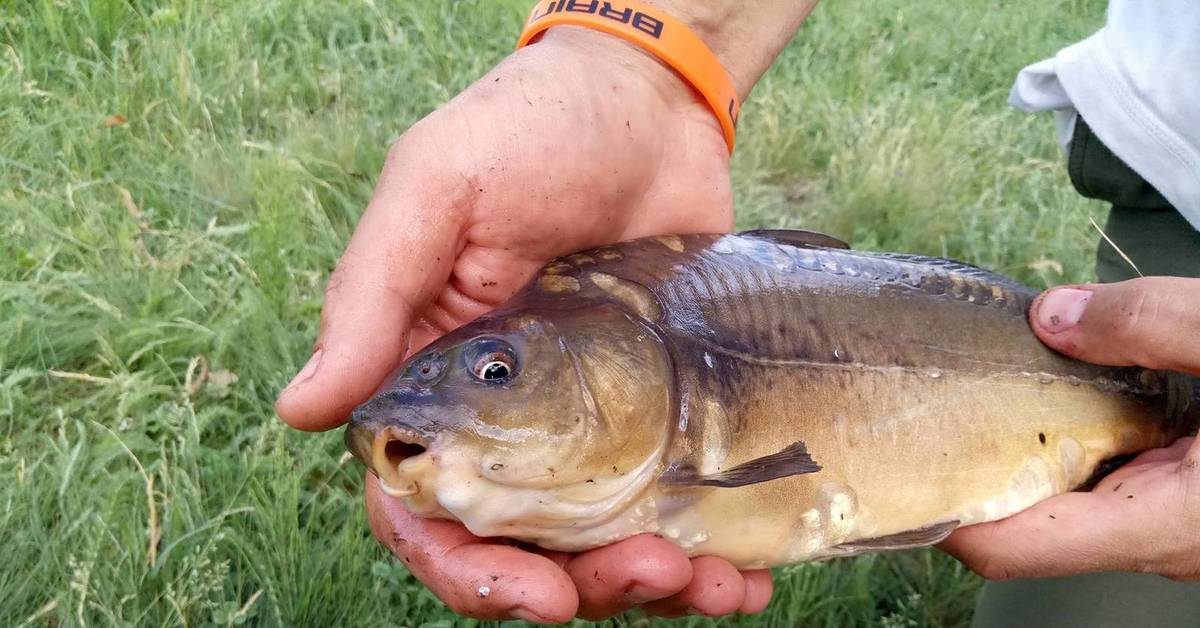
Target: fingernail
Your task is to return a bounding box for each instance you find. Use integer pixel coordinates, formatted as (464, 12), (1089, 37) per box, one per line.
(285, 349), (323, 392)
(624, 583), (665, 604)
(508, 607), (544, 623)
(1037, 288), (1092, 333)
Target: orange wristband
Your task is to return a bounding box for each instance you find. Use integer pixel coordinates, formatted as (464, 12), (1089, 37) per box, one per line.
(516, 0), (740, 153)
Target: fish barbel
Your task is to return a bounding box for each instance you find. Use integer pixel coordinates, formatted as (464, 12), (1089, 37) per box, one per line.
(345, 230), (1198, 568)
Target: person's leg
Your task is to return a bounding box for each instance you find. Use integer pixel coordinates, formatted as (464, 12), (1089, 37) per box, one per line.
(973, 574), (1200, 628)
(971, 118), (1200, 628)
(1095, 205), (1200, 281)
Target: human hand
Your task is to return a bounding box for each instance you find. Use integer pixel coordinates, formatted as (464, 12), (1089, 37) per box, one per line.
(276, 26), (732, 427)
(274, 25), (772, 622)
(364, 476), (774, 622)
(941, 277), (1200, 581)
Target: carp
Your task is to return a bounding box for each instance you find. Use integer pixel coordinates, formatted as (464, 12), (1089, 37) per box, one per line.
(344, 230), (1198, 568)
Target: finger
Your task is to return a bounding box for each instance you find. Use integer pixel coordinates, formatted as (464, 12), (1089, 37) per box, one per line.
(564, 534), (693, 620)
(528, 547), (572, 570)
(642, 556), (746, 618)
(1094, 438), (1196, 488)
(1091, 444), (1189, 492)
(1120, 437), (1195, 470)
(364, 475), (578, 622)
(739, 569), (774, 614)
(1031, 278), (1200, 376)
(940, 491), (1136, 580)
(276, 133), (470, 431)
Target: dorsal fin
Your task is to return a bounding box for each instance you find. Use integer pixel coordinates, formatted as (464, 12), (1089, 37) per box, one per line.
(660, 441), (821, 488)
(738, 228), (850, 250)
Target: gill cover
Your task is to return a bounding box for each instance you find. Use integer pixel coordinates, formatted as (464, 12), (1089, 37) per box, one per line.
(464, 302), (674, 491)
(422, 275), (679, 542)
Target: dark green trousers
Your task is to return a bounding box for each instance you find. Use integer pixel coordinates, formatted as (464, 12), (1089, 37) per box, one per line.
(972, 119), (1200, 627)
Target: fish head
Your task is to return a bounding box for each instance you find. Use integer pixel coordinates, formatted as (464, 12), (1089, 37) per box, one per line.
(345, 297), (675, 542)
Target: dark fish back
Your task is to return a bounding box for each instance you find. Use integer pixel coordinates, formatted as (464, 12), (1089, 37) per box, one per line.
(521, 233), (1157, 396)
(642, 235), (1136, 387)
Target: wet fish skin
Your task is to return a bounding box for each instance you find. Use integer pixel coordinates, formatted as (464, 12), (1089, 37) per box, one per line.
(345, 231), (1198, 568)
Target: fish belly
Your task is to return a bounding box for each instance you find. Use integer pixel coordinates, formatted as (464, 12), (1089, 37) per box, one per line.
(653, 365), (1169, 569)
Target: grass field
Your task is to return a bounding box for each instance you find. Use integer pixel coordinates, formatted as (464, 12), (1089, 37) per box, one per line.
(1, 0), (1109, 625)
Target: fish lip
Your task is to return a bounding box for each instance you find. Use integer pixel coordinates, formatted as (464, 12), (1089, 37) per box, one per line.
(345, 392), (438, 459)
(344, 418), (438, 498)
(345, 414), (434, 465)
(377, 479), (420, 498)
(343, 419), (377, 470)
(376, 428), (434, 497)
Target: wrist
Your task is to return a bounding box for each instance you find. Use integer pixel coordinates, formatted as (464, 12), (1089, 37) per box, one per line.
(537, 26), (712, 113)
(523, 8), (746, 150)
(525, 2), (817, 102)
(639, 0), (820, 99)
(519, 1), (820, 151)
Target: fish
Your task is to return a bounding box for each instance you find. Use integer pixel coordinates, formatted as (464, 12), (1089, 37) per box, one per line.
(344, 229), (1199, 569)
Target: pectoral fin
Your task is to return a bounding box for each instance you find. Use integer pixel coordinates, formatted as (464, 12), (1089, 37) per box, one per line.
(739, 228), (851, 250)
(831, 520), (960, 555)
(661, 441), (821, 488)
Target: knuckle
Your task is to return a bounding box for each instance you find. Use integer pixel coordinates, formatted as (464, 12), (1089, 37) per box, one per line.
(384, 132), (417, 168)
(978, 562), (1014, 582)
(1131, 556), (1159, 576)
(1105, 283), (1155, 341)
(1095, 283), (1160, 367)
(1103, 278), (1197, 368)
(1105, 279), (1183, 342)
(323, 256), (354, 300)
(968, 554), (1016, 582)
(317, 256), (360, 333)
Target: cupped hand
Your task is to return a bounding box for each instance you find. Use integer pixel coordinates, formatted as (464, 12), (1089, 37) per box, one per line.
(942, 277), (1200, 581)
(275, 27), (768, 622)
(365, 476), (773, 622)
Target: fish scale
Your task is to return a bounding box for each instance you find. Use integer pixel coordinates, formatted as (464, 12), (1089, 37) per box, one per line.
(649, 236), (1132, 387)
(345, 229), (1199, 568)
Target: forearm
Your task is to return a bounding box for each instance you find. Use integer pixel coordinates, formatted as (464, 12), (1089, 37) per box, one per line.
(646, 1), (821, 99)
(534, 1), (821, 101)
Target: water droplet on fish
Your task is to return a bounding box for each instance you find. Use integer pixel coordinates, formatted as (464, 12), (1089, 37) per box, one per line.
(477, 586), (490, 598)
(928, 369), (943, 379)
(833, 348), (843, 361)
(704, 352), (714, 369)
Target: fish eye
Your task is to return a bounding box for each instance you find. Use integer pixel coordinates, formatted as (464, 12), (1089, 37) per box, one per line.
(475, 357), (512, 381)
(464, 338), (518, 384)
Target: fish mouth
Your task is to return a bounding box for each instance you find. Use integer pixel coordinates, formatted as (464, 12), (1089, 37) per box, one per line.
(345, 421), (434, 498)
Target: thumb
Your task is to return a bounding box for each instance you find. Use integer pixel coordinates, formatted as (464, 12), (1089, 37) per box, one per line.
(276, 142), (468, 431)
(939, 491), (1136, 580)
(1030, 277), (1200, 376)
(942, 436), (1200, 581)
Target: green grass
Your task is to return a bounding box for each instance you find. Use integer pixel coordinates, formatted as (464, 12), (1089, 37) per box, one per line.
(0, 0), (1108, 625)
